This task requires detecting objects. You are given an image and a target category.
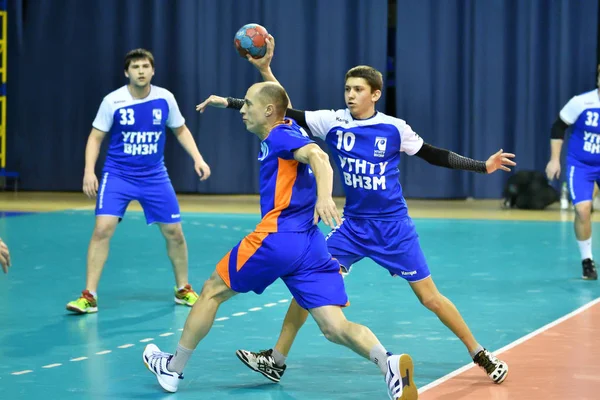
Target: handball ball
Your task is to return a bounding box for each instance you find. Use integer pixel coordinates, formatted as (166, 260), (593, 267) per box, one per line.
(234, 23), (269, 59)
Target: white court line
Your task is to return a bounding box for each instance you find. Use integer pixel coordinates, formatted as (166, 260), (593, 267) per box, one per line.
(7, 298), (290, 376)
(419, 297), (600, 394)
(11, 370), (33, 375)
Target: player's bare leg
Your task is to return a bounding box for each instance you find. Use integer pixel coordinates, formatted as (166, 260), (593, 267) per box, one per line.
(309, 305), (417, 400)
(158, 222), (188, 287)
(142, 270), (237, 392)
(275, 298), (309, 355)
(66, 216), (119, 313)
(409, 276), (507, 383)
(85, 216), (120, 291)
(158, 222), (200, 305)
(409, 277), (477, 351)
(178, 270), (237, 349)
(574, 201), (597, 279)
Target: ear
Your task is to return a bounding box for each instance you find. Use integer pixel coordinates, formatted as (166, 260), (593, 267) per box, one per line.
(265, 104), (274, 117)
(372, 89), (382, 102)
(124, 70), (129, 79)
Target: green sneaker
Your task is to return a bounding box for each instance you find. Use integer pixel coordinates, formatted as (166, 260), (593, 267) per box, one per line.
(174, 284), (198, 306)
(66, 290), (98, 314)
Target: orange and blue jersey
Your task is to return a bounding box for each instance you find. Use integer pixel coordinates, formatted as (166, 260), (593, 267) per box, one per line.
(255, 119), (316, 233)
(215, 118), (349, 309)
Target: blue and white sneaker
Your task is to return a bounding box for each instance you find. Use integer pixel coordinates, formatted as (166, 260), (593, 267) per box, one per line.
(385, 354), (418, 400)
(142, 343), (183, 393)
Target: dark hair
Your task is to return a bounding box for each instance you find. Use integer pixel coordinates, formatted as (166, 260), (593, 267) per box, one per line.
(124, 48), (155, 71)
(258, 83), (289, 117)
(345, 65), (383, 92)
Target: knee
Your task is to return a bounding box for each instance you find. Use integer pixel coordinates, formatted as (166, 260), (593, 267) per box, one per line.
(419, 293), (443, 313)
(162, 225), (185, 245)
(575, 204), (592, 221)
(92, 222), (116, 241)
(199, 273), (230, 304)
(319, 320), (347, 344)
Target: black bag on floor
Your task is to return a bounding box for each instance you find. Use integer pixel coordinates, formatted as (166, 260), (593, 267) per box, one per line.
(503, 170), (559, 210)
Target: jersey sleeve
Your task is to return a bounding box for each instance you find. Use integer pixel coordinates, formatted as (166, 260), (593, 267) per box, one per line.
(166, 93), (185, 129)
(91, 98), (114, 133)
(399, 122), (424, 155)
(305, 110), (337, 139)
(559, 96), (583, 125)
(273, 127), (315, 160)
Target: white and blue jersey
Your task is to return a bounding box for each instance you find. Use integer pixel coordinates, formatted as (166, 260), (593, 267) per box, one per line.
(305, 109), (430, 282)
(560, 90), (600, 204)
(561, 89), (600, 167)
(92, 85), (185, 178)
(91, 85), (184, 224)
(305, 109), (423, 219)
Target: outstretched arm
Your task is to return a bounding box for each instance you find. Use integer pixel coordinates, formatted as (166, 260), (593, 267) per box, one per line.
(195, 96), (309, 129)
(415, 143), (516, 174)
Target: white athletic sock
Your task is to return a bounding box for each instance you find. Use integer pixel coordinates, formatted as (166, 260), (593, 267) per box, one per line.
(469, 344), (484, 359)
(168, 343), (193, 374)
(577, 238), (593, 260)
(272, 348), (287, 367)
(369, 344), (389, 375)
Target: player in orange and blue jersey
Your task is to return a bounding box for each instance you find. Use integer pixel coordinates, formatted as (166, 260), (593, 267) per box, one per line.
(142, 82), (418, 400)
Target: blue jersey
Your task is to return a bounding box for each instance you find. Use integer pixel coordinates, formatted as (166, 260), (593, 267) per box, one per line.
(255, 119), (316, 233)
(92, 85), (185, 178)
(305, 109), (423, 219)
(560, 89), (600, 167)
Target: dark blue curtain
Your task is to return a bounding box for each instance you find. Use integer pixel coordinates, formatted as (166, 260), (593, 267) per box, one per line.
(7, 0), (388, 195)
(395, 0), (599, 198)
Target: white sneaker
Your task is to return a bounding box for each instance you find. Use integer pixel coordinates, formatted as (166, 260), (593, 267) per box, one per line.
(385, 354), (418, 400)
(472, 349), (508, 384)
(142, 343), (183, 393)
(235, 348), (287, 382)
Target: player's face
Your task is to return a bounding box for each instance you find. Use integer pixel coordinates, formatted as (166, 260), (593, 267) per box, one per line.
(345, 77), (381, 119)
(125, 58), (155, 88)
(240, 86), (267, 135)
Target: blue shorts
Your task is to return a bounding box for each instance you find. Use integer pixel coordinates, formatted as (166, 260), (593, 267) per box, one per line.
(325, 217), (431, 282)
(566, 163), (600, 205)
(216, 226), (348, 310)
(95, 172), (181, 225)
